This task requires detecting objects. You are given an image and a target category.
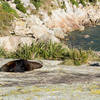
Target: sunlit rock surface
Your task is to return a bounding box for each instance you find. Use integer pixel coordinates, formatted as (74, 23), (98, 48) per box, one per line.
(10, 0), (100, 40)
(0, 0), (99, 51)
(0, 59), (100, 100)
(0, 36), (35, 51)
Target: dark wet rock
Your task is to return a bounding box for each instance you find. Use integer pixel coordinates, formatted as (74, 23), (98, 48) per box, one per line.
(90, 62), (100, 67)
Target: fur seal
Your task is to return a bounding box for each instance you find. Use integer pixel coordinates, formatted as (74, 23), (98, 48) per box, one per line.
(0, 59), (43, 72)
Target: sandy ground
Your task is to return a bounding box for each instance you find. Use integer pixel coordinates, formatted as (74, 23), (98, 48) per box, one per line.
(0, 59), (100, 100)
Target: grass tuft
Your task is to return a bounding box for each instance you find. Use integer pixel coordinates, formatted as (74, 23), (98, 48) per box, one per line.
(0, 5), (14, 36)
(14, 0), (26, 13)
(0, 42), (65, 60)
(62, 48), (92, 65)
(16, 3), (26, 13)
(0, 42), (98, 66)
(14, 0), (21, 4)
(30, 0), (42, 10)
(0, 48), (7, 58)
(1, 1), (18, 17)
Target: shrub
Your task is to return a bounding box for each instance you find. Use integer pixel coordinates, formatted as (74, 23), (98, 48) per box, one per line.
(0, 0), (3, 2)
(14, 0), (21, 4)
(30, 0), (42, 10)
(89, 0), (97, 3)
(30, 41), (66, 59)
(63, 49), (91, 65)
(0, 42), (97, 66)
(70, 0), (97, 6)
(0, 6), (14, 36)
(13, 0), (26, 13)
(80, 0), (86, 6)
(1, 2), (18, 17)
(48, 10), (52, 16)
(70, 0), (79, 7)
(16, 3), (26, 13)
(61, 1), (66, 10)
(8, 45), (33, 60)
(0, 48), (6, 58)
(0, 42), (66, 60)
(56, 0), (67, 10)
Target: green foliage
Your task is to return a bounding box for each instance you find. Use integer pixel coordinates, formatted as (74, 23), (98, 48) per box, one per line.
(61, 1), (66, 9)
(0, 48), (6, 58)
(14, 0), (26, 13)
(30, 0), (42, 10)
(30, 0), (58, 13)
(0, 42), (97, 66)
(0, 6), (14, 36)
(1, 2), (18, 17)
(70, 0), (79, 7)
(8, 45), (33, 60)
(0, 0), (4, 2)
(16, 3), (26, 13)
(47, 10), (52, 16)
(80, 0), (86, 6)
(56, 0), (67, 10)
(74, 1), (79, 7)
(14, 0), (21, 4)
(0, 42), (66, 60)
(30, 42), (66, 59)
(64, 49), (91, 65)
(0, 1), (17, 36)
(70, 0), (97, 7)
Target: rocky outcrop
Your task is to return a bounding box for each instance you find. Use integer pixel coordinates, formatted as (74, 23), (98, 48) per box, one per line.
(44, 5), (100, 32)
(0, 36), (35, 51)
(0, 0), (100, 51)
(11, 0), (100, 36)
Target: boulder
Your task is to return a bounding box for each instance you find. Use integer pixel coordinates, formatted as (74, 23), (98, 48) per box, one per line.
(53, 28), (65, 40)
(13, 15), (60, 43)
(9, 0), (100, 45)
(0, 36), (35, 51)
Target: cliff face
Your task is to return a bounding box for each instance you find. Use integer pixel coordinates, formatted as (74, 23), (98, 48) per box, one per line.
(0, 0), (100, 51)
(12, 0), (100, 35)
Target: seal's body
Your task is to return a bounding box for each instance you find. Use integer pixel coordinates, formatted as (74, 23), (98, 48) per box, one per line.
(0, 59), (43, 72)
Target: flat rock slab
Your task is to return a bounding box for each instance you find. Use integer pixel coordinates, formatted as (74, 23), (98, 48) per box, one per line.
(0, 59), (100, 100)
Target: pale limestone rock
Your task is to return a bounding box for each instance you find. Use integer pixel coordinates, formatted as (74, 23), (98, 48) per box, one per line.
(0, 36), (35, 51)
(10, 0), (100, 44)
(44, 9), (81, 32)
(13, 15), (43, 36)
(30, 25), (49, 38)
(13, 15), (60, 43)
(30, 25), (60, 43)
(50, 35), (60, 43)
(26, 15), (43, 27)
(21, 0), (30, 7)
(21, 0), (36, 10)
(14, 20), (27, 36)
(84, 35), (90, 39)
(8, 1), (16, 9)
(53, 28), (65, 39)
(41, 1), (100, 32)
